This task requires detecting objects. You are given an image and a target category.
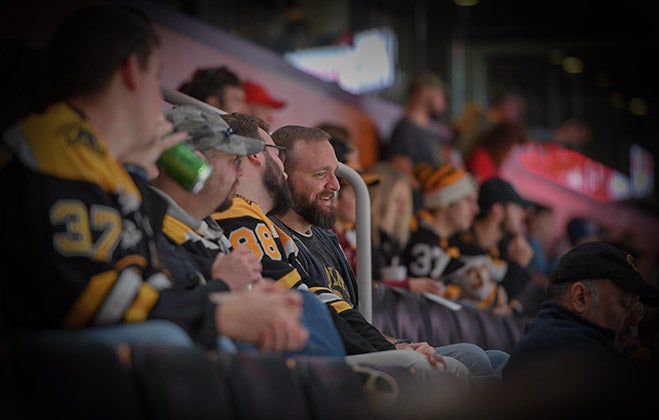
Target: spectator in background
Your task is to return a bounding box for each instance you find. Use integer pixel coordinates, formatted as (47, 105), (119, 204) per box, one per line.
(383, 72), (454, 211)
(398, 164), (483, 300)
(453, 88), (527, 156)
(366, 161), (415, 286)
(317, 122), (363, 170)
(502, 241), (659, 412)
(450, 177), (541, 315)
(178, 65), (248, 113)
(243, 80), (286, 127)
(464, 121), (528, 183)
(566, 217), (602, 246)
(525, 203), (559, 276)
(326, 127), (381, 274)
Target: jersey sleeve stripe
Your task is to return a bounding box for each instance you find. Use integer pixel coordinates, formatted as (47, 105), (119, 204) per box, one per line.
(123, 284), (159, 322)
(276, 268), (303, 289)
(94, 266), (142, 324)
(63, 270), (116, 328)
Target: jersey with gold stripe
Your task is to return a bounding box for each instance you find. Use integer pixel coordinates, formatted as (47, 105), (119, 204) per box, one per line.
(0, 103), (217, 347)
(213, 196), (395, 354)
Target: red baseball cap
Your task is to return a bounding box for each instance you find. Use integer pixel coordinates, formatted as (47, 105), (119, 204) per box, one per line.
(243, 81), (286, 109)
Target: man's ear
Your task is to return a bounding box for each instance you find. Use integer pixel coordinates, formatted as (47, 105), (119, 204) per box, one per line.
(121, 53), (140, 92)
(205, 95), (222, 109)
(568, 282), (591, 316)
(246, 153), (263, 166)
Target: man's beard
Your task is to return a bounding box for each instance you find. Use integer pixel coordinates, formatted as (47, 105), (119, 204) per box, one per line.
(263, 154), (292, 216)
(289, 183), (337, 229)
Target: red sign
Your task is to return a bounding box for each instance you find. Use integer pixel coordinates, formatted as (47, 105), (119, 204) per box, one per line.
(517, 143), (632, 203)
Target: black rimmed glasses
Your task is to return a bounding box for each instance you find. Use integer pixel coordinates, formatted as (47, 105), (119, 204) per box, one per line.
(264, 144), (286, 163)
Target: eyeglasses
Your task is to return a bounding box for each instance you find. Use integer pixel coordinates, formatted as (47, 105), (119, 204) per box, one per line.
(264, 144), (286, 164)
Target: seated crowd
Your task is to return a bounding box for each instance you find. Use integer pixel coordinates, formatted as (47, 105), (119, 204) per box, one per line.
(1, 4), (658, 419)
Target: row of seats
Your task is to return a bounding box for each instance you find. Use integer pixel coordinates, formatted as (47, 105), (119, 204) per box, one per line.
(4, 334), (470, 420)
(3, 286), (529, 419)
(372, 285), (530, 353)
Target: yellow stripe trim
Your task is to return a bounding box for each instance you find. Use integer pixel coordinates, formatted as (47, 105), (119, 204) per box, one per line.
(116, 255), (148, 271)
(276, 269), (302, 289)
(124, 284), (159, 322)
(329, 300), (353, 313)
(63, 270), (116, 328)
(162, 214), (189, 244)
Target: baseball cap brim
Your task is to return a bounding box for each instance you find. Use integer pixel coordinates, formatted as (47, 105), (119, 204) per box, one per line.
(551, 241), (659, 306)
(619, 278), (659, 306)
(243, 81), (286, 109)
(165, 105), (265, 156)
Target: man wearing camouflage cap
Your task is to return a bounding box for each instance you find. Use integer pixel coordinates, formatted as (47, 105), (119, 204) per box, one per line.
(152, 106), (345, 357)
(151, 104), (265, 292)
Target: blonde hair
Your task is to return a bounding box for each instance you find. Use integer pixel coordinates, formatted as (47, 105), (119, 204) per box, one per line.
(367, 161), (414, 248)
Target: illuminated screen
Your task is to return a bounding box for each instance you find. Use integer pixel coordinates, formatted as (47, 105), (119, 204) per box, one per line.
(285, 28), (397, 95)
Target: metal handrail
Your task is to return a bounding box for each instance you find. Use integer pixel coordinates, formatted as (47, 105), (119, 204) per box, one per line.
(336, 163), (373, 322)
(162, 85), (373, 322)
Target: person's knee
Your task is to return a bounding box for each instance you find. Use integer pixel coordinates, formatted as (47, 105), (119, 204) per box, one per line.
(442, 356), (470, 377)
(345, 350), (434, 371)
(436, 343), (494, 376)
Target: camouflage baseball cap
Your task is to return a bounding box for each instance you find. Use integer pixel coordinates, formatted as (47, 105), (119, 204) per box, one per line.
(165, 105), (264, 156)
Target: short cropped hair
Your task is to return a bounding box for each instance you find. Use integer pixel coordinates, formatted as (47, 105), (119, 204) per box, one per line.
(178, 66), (242, 103)
(406, 71), (447, 98)
(219, 112), (269, 140)
(271, 125), (330, 169)
(47, 5), (159, 101)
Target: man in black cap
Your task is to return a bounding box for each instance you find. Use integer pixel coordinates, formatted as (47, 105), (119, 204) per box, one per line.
(450, 177), (540, 315)
(502, 241), (659, 404)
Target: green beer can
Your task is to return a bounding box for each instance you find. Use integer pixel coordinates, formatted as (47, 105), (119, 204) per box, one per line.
(157, 142), (211, 193)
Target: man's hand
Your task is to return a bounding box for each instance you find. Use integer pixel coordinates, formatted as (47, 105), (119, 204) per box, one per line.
(211, 246), (262, 290)
(408, 277), (444, 295)
(121, 116), (188, 180)
(507, 233), (534, 268)
(396, 341), (446, 371)
(212, 282), (309, 352)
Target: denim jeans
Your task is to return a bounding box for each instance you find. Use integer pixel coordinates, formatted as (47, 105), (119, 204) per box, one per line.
(232, 290), (346, 358)
(436, 342), (510, 377)
(29, 319), (195, 349)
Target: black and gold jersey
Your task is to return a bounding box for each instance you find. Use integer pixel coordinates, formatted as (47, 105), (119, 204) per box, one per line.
(0, 103), (217, 348)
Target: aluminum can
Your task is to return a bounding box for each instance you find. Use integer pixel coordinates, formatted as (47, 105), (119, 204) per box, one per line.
(157, 142), (211, 193)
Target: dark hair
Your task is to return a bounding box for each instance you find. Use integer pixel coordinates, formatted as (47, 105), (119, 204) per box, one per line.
(271, 125), (330, 169)
(178, 66), (241, 103)
(46, 5), (159, 101)
(406, 71), (447, 98)
(219, 112), (269, 140)
(315, 122), (351, 144)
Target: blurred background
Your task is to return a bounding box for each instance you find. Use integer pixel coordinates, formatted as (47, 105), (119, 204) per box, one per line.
(3, 0), (658, 259)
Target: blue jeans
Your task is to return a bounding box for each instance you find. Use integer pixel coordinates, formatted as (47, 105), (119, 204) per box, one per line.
(232, 290), (346, 358)
(30, 319), (195, 349)
(436, 342), (510, 377)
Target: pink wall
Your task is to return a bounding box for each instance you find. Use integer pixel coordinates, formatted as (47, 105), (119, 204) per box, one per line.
(156, 25), (382, 166)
